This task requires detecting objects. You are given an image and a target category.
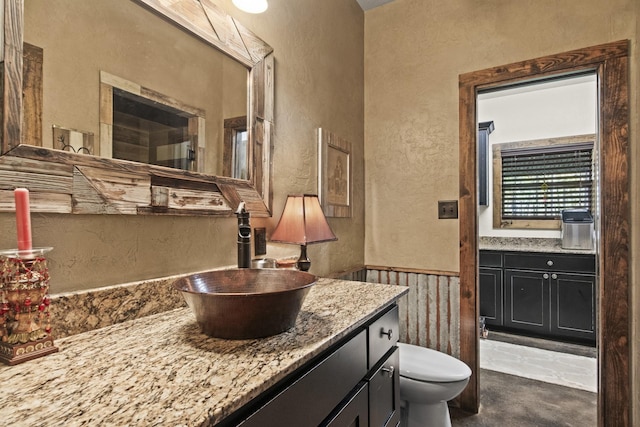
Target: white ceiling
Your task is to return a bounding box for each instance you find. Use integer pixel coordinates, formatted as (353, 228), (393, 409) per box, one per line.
(356, 0), (395, 11)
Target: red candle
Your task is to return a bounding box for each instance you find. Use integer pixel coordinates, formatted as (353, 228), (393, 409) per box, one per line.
(14, 188), (32, 251)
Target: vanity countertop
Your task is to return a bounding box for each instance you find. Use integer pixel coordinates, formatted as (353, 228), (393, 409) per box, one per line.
(0, 278), (408, 426)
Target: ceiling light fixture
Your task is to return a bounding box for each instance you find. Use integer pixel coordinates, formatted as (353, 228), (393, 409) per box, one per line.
(232, 0), (268, 14)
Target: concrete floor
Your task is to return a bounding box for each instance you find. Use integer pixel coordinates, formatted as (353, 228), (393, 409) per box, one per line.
(451, 332), (597, 426)
(451, 369), (597, 426)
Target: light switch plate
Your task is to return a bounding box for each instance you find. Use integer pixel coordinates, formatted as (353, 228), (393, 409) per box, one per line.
(438, 200), (458, 219)
(254, 228), (267, 256)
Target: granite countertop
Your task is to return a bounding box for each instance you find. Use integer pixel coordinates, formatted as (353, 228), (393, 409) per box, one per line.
(479, 236), (596, 255)
(0, 278), (407, 426)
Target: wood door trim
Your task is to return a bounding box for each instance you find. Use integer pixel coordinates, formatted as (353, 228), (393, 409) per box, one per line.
(458, 40), (630, 426)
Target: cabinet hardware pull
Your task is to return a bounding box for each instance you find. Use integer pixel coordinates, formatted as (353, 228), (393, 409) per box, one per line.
(543, 273), (549, 279)
(551, 273), (558, 279)
(380, 328), (393, 340)
(547, 260), (554, 266)
(381, 366), (395, 377)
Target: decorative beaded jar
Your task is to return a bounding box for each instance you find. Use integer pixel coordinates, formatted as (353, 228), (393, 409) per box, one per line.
(0, 248), (58, 365)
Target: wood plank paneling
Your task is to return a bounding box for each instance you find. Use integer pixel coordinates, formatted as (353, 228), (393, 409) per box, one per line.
(74, 166), (150, 214)
(22, 42), (42, 147)
(0, 189), (70, 213)
(1, 0), (23, 153)
(135, 0), (273, 68)
(150, 185), (231, 212)
(72, 168), (121, 215)
(0, 145), (266, 216)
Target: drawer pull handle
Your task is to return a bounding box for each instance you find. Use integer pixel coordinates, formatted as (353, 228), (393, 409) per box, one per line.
(547, 260), (554, 266)
(380, 328), (393, 340)
(381, 366), (395, 377)
(551, 273), (558, 279)
(543, 273), (549, 279)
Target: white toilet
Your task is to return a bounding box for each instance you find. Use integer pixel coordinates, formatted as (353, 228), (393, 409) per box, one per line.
(398, 342), (472, 427)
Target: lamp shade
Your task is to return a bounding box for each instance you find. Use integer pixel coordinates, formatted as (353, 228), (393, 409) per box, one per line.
(232, 0), (268, 13)
(271, 195), (337, 245)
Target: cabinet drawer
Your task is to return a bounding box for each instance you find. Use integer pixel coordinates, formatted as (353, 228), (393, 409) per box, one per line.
(368, 306), (399, 369)
(480, 250), (503, 267)
(239, 330), (367, 427)
(504, 252), (595, 273)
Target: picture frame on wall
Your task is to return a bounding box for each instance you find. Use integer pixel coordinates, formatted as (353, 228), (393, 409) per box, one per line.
(318, 128), (352, 218)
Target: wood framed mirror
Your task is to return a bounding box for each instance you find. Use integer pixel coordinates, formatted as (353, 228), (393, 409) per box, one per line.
(0, 0), (274, 217)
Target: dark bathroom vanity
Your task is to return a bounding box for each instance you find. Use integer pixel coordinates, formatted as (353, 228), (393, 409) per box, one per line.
(0, 278), (407, 426)
(480, 249), (596, 344)
(231, 305), (401, 427)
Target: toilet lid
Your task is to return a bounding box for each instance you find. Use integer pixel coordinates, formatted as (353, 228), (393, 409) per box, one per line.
(398, 343), (471, 383)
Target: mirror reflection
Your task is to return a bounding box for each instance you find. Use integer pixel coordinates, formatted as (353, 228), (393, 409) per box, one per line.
(24, 0), (248, 176)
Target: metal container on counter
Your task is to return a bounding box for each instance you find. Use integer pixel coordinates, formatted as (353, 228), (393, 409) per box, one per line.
(561, 209), (594, 250)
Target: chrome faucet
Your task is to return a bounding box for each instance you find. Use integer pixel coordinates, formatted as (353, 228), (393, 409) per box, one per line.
(236, 202), (251, 268)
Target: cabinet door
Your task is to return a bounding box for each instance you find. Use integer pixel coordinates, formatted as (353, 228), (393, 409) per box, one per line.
(550, 273), (596, 343)
(504, 269), (549, 334)
(368, 347), (400, 427)
(238, 331), (367, 427)
(322, 382), (369, 427)
(480, 267), (503, 326)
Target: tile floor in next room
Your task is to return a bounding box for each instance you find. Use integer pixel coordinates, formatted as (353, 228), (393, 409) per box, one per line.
(479, 332), (597, 393)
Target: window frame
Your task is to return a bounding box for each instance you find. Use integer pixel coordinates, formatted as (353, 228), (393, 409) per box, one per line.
(492, 134), (596, 230)
(223, 116), (248, 179)
(99, 71), (206, 172)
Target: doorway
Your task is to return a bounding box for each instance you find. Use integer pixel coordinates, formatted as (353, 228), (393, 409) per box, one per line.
(458, 41), (630, 426)
(476, 73), (598, 398)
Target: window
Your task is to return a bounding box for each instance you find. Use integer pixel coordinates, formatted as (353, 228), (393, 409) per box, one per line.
(112, 89), (194, 170)
(99, 71), (205, 172)
(493, 135), (595, 229)
(223, 116), (248, 180)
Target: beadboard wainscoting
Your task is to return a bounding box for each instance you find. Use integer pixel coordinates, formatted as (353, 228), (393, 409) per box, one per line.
(332, 266), (461, 358)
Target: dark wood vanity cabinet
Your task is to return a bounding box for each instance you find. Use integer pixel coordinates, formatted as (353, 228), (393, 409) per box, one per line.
(323, 382), (369, 426)
(366, 306), (401, 427)
(234, 304), (401, 427)
(481, 250), (596, 344)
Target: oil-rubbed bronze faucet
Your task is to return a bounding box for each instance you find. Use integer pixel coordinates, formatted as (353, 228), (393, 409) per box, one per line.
(236, 202), (251, 268)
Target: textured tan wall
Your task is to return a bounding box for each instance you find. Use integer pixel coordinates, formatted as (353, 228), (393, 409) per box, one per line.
(235, 0), (366, 275)
(0, 0), (365, 293)
(364, 0), (638, 422)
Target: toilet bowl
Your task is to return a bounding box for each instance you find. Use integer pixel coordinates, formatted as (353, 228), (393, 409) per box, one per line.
(398, 342), (472, 427)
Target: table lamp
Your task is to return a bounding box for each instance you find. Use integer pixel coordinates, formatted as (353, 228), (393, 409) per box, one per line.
(270, 195), (337, 271)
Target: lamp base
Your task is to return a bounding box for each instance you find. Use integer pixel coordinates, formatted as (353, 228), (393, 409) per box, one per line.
(296, 244), (311, 272)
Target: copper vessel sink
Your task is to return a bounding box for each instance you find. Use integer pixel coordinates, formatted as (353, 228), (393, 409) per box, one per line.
(173, 269), (317, 339)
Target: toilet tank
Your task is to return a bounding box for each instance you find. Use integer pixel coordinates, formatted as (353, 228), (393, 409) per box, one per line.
(561, 209), (594, 250)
